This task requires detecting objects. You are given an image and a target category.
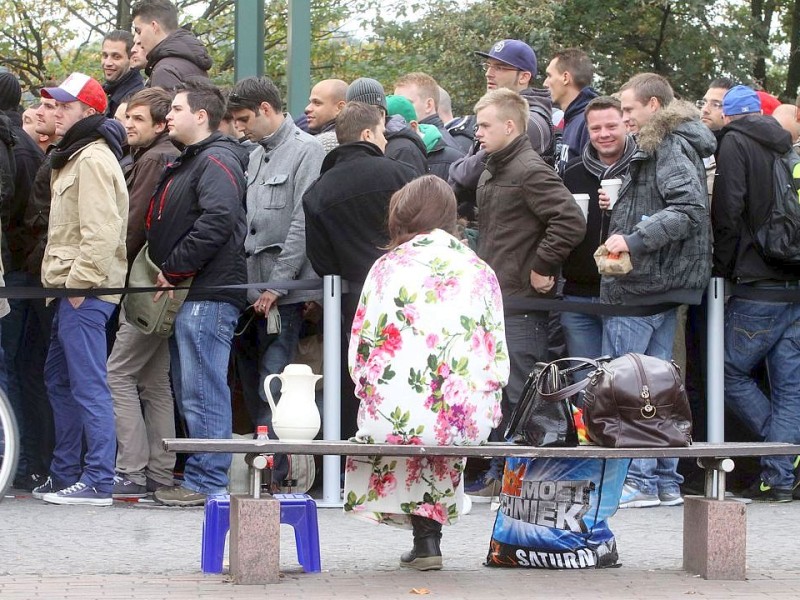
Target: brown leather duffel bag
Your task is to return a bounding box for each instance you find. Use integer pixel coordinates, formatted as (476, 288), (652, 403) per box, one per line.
(539, 353), (693, 448)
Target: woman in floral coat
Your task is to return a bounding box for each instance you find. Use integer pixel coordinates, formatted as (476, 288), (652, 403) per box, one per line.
(344, 175), (510, 570)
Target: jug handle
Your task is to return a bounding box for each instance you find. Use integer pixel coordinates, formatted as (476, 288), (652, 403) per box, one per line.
(263, 374), (281, 413)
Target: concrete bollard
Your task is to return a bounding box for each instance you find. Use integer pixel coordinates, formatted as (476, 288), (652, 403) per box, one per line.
(229, 494), (281, 584)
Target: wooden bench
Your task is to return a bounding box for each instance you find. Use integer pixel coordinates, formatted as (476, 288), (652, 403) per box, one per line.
(163, 439), (800, 581)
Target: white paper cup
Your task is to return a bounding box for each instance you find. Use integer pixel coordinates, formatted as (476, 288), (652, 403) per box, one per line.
(601, 178), (623, 210)
(572, 194), (590, 221)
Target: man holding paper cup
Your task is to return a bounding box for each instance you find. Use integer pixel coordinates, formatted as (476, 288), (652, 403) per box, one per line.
(601, 73), (715, 510)
(561, 96), (636, 359)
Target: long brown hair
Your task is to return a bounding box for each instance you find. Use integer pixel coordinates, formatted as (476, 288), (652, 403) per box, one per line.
(387, 175), (458, 249)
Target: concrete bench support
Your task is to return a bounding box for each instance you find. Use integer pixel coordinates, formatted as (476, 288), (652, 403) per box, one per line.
(683, 496), (746, 580)
(229, 494), (281, 584)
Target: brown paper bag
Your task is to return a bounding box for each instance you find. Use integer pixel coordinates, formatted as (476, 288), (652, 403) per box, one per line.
(593, 246), (633, 276)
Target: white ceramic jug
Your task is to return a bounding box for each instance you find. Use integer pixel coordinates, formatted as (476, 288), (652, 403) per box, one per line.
(264, 364), (323, 441)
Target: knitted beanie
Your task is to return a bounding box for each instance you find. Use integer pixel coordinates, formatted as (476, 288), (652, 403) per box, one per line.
(0, 72), (21, 111)
(346, 78), (387, 111)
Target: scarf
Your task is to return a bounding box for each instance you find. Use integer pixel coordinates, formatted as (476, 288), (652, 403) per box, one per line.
(581, 134), (637, 180)
(51, 114), (123, 170)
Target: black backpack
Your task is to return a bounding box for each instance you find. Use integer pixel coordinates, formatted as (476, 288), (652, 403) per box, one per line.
(750, 148), (800, 266)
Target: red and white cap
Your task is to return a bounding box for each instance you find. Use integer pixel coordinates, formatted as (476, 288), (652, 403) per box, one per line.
(41, 72), (107, 114)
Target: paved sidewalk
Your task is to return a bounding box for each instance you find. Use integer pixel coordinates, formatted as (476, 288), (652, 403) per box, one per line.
(2, 491), (799, 599)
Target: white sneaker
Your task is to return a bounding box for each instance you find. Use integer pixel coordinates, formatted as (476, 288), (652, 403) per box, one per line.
(618, 483), (660, 508)
(42, 481), (113, 506)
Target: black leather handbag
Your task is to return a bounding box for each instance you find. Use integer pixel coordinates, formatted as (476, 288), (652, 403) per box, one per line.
(505, 359), (594, 447)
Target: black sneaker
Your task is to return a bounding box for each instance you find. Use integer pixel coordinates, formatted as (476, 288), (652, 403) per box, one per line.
(32, 476), (61, 500)
(742, 479), (792, 503)
(13, 472), (47, 492)
(112, 474), (147, 498)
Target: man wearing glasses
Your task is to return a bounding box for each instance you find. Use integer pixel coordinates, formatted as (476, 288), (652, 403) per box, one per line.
(448, 39), (556, 221)
(697, 78), (735, 134)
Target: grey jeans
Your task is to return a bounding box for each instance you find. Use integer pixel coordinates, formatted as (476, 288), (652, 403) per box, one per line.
(107, 308), (175, 486)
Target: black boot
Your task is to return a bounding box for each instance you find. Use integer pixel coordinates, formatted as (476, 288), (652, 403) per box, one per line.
(400, 515), (443, 571)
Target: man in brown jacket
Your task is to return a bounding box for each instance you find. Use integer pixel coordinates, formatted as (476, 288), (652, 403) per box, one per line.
(466, 88), (585, 498)
(107, 87), (179, 498)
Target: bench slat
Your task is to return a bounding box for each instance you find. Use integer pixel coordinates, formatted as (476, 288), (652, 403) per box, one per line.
(162, 439), (800, 459)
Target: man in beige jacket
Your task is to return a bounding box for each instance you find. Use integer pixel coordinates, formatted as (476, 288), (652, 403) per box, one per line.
(31, 73), (129, 506)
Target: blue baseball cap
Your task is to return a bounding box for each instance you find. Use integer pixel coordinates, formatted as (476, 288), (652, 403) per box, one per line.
(475, 39), (537, 75)
(722, 85), (761, 117)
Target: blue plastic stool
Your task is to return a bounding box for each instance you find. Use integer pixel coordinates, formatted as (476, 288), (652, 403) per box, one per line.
(201, 493), (321, 574)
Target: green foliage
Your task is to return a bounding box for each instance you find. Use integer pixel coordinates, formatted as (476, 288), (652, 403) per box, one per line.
(2, 0), (798, 107)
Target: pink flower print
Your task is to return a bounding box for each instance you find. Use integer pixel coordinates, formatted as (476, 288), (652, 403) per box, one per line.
(471, 327), (497, 362)
(416, 501), (448, 524)
(401, 304), (419, 325)
(351, 305), (367, 333)
(345, 457), (357, 472)
(369, 470), (397, 498)
(437, 363), (450, 378)
(379, 323), (403, 356)
(365, 356), (387, 384)
(405, 457), (423, 488)
(385, 433), (404, 445)
(441, 376), (468, 404)
(436, 401), (478, 443)
(358, 383), (384, 419)
(425, 333), (439, 349)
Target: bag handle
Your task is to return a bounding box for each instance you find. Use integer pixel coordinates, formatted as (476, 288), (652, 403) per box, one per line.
(535, 357), (603, 402)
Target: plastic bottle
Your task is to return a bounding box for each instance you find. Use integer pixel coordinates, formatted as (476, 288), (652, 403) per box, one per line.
(256, 425), (269, 440)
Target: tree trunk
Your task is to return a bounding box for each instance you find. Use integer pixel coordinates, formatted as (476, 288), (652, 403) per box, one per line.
(117, 0), (132, 32)
(785, 0), (800, 101)
(751, 0), (776, 90)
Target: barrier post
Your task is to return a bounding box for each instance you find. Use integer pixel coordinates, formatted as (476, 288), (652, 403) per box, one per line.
(706, 277), (725, 443)
(320, 275), (342, 506)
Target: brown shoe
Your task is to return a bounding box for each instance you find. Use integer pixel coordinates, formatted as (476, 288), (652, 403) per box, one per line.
(153, 485), (206, 507)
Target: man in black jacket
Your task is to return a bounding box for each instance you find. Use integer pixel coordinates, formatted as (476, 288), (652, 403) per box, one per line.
(543, 48), (598, 174)
(561, 96), (636, 359)
(146, 77), (248, 506)
(712, 85), (800, 502)
(101, 30), (145, 119)
(303, 101), (417, 437)
(345, 78), (428, 177)
(0, 72), (48, 492)
(132, 0), (212, 89)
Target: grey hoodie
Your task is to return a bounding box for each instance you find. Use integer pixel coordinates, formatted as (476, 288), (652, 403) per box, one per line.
(601, 100), (717, 305)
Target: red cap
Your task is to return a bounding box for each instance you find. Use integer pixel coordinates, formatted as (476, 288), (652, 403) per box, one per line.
(756, 91), (781, 116)
(41, 72), (107, 114)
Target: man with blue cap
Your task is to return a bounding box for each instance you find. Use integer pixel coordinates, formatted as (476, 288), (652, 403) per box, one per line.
(711, 84), (800, 502)
(449, 39), (556, 223)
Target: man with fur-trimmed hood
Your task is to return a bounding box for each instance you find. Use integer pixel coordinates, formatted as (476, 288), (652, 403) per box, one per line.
(598, 73), (715, 510)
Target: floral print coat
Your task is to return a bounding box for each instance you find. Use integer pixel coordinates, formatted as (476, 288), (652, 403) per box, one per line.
(344, 229), (509, 527)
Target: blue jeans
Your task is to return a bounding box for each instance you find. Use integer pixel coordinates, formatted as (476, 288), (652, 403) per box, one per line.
(235, 302), (304, 429)
(45, 297), (116, 492)
(724, 298), (800, 488)
(602, 308), (682, 495)
(560, 295), (604, 359)
(169, 300), (239, 495)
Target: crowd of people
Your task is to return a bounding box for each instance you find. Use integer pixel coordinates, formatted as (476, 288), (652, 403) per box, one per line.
(1, 0), (800, 572)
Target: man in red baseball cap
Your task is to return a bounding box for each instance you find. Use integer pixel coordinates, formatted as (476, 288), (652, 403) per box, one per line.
(32, 72), (130, 507)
